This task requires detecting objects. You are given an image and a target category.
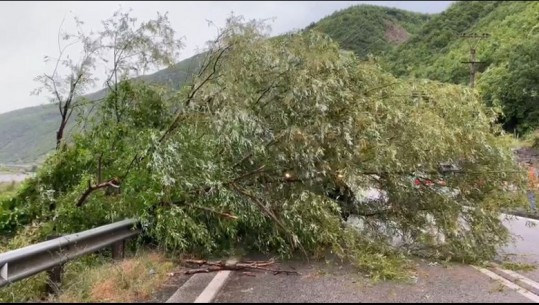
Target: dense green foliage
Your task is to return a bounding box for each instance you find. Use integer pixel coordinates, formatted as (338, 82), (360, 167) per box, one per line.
(479, 25), (539, 133)
(308, 4), (431, 58)
(385, 1), (539, 133)
(0, 18), (527, 282)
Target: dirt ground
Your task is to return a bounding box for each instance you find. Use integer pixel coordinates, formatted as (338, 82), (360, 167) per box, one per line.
(515, 147), (539, 164)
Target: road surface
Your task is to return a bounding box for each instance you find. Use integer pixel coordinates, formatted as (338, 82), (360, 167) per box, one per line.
(213, 215), (539, 303)
(498, 214), (539, 283)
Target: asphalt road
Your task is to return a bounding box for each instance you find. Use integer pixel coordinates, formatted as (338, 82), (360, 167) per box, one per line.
(498, 214), (539, 283)
(213, 215), (539, 303)
(214, 259), (532, 303)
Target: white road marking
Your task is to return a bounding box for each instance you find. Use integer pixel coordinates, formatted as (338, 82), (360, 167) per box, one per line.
(194, 258), (238, 303)
(194, 270), (233, 303)
(472, 266), (539, 303)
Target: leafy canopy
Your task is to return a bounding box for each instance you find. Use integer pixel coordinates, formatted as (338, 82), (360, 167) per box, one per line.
(1, 16), (527, 280)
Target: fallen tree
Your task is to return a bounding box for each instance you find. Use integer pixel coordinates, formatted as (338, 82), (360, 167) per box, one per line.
(0, 15), (529, 280)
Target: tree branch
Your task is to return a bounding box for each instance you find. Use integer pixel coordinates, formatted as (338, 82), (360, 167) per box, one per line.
(158, 45), (231, 144)
(75, 179), (120, 207)
(97, 153), (103, 183)
(181, 259), (299, 276)
(232, 132), (285, 169)
(229, 182), (308, 258)
(187, 204), (238, 220)
(363, 81), (401, 95)
(43, 74), (64, 115)
(119, 44), (232, 181)
(227, 165), (267, 184)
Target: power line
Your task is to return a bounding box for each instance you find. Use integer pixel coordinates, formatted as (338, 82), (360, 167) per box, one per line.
(460, 32), (490, 88)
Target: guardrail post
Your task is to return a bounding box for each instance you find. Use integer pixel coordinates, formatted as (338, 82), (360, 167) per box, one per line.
(45, 235), (64, 295)
(46, 264), (64, 295)
(111, 240), (125, 260)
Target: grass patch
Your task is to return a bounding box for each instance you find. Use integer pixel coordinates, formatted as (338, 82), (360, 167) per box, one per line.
(501, 261), (537, 272)
(0, 269), (51, 303)
(0, 167), (22, 174)
(532, 130), (539, 149)
(0, 181), (20, 196)
(509, 134), (530, 149)
(54, 250), (175, 303)
(0, 250), (176, 303)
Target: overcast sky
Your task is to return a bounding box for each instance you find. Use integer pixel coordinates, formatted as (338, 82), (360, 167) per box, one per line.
(0, 1), (452, 114)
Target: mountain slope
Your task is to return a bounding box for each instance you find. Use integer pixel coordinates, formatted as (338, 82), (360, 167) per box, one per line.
(0, 105), (58, 164)
(307, 4), (432, 58)
(384, 1), (539, 132)
(384, 1), (503, 82)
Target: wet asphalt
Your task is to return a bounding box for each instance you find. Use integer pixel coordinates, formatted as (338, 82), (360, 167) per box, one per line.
(213, 215), (539, 303)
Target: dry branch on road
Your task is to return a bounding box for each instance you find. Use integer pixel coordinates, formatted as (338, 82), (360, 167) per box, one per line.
(178, 259), (300, 276)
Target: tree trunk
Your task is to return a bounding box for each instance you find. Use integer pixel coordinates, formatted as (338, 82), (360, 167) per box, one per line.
(56, 119), (67, 150)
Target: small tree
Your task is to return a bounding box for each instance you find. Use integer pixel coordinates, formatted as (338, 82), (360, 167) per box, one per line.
(32, 8), (183, 150)
(479, 37), (539, 134)
(32, 16), (99, 150)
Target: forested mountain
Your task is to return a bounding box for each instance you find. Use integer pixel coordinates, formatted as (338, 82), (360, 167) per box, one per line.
(384, 1), (539, 133)
(307, 4), (432, 58)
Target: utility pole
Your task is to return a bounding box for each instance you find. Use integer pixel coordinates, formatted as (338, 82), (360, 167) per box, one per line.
(460, 33), (489, 88)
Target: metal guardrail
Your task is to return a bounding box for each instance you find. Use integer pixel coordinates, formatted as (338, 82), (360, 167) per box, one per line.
(0, 218), (139, 291)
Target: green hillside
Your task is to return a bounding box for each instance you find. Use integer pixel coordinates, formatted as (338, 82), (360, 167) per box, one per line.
(384, 1), (539, 132)
(384, 1), (503, 81)
(307, 4), (432, 58)
(0, 105), (57, 164)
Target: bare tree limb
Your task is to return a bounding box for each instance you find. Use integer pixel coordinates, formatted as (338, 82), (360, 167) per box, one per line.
(181, 259), (299, 276)
(75, 179), (120, 207)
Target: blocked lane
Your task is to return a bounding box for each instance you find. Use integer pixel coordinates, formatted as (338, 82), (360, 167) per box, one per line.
(214, 259), (531, 303)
